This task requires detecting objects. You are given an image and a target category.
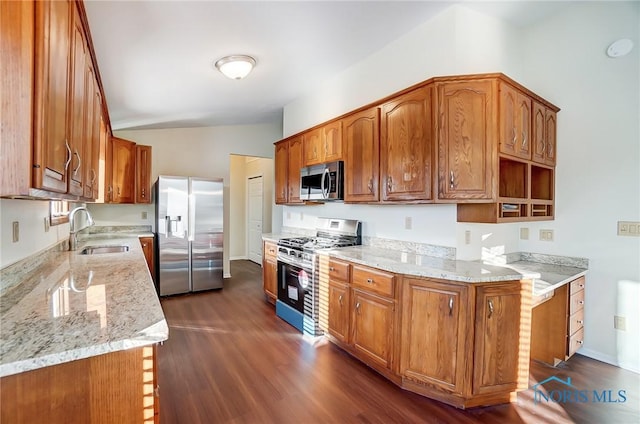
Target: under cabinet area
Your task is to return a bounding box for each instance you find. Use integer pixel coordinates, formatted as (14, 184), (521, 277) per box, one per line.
(530, 276), (586, 366)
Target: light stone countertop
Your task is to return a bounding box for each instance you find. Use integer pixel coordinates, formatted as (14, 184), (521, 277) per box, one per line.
(0, 233), (167, 378)
(317, 245), (587, 295)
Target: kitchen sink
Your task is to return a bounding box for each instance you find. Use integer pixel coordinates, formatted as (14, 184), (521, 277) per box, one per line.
(80, 245), (130, 255)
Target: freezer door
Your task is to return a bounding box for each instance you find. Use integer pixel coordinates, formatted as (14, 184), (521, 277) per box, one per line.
(190, 178), (224, 291)
(157, 176), (190, 295)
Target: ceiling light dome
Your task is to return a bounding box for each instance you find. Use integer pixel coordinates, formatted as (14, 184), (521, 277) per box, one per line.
(214, 55), (256, 80)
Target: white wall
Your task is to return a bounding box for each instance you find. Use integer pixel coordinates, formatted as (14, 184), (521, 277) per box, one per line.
(0, 199), (69, 268)
(97, 122), (282, 277)
(281, 2), (640, 372)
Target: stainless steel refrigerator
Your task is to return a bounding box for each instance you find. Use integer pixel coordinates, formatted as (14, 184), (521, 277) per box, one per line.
(156, 176), (224, 295)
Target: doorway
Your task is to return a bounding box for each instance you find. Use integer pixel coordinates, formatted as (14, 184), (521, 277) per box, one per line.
(248, 176), (263, 264)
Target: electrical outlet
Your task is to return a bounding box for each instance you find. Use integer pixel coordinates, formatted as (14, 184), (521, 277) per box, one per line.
(12, 221), (19, 243)
(618, 221), (640, 237)
(614, 316), (626, 331)
(539, 229), (554, 241)
(464, 230), (471, 245)
(404, 216), (412, 230)
(141, 211), (148, 220)
(44, 217), (50, 232)
(520, 227), (529, 240)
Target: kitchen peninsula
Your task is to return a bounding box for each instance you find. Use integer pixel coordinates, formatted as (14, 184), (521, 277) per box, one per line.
(263, 234), (587, 409)
(0, 230), (167, 423)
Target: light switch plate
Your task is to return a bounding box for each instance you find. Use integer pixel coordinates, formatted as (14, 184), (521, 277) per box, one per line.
(618, 221), (640, 237)
(520, 227), (529, 240)
(12, 221), (19, 242)
(539, 229), (554, 241)
(141, 211), (148, 220)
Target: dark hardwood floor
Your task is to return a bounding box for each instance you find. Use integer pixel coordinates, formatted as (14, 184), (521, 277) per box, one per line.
(158, 260), (639, 424)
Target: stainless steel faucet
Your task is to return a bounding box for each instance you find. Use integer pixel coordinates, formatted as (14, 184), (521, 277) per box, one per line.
(68, 206), (95, 251)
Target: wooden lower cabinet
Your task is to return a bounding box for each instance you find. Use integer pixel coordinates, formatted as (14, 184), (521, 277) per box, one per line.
(531, 276), (585, 365)
(139, 236), (155, 283)
(262, 241), (278, 304)
(400, 279), (469, 395)
(0, 345), (159, 424)
(351, 288), (395, 370)
(323, 260), (533, 409)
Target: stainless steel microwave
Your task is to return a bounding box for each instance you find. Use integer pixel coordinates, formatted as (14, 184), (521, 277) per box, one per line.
(300, 161), (344, 201)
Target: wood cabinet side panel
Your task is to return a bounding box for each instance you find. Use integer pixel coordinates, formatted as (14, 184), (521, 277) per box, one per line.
(530, 284), (569, 365)
(274, 141), (288, 204)
(0, 0), (34, 195)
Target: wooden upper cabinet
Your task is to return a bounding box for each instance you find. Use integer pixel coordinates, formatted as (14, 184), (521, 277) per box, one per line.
(400, 278), (469, 395)
(32, 0), (73, 194)
(436, 79), (495, 201)
(110, 137), (136, 203)
(84, 78), (101, 200)
(344, 107), (380, 202)
(380, 85), (433, 202)
(303, 121), (343, 166)
(135, 145), (152, 203)
(499, 82), (532, 160)
(532, 101), (557, 166)
(68, 5), (87, 197)
(274, 140), (288, 204)
(472, 283), (524, 395)
(287, 136), (303, 204)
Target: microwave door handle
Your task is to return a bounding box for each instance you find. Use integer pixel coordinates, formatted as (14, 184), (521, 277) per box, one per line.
(322, 168), (330, 198)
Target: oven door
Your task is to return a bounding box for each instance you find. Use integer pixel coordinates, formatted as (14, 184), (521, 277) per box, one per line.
(277, 260), (312, 313)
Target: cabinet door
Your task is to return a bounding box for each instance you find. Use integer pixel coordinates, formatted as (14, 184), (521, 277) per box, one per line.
(499, 83), (531, 160)
(380, 85), (432, 202)
(287, 136), (303, 204)
(436, 80), (495, 200)
(33, 0), (72, 193)
(135, 145), (152, 203)
(139, 237), (155, 282)
(351, 288), (394, 369)
(323, 120), (343, 162)
(473, 283), (523, 395)
(303, 128), (323, 166)
(110, 137), (136, 203)
(532, 101), (559, 166)
(263, 258), (277, 302)
(274, 141), (288, 204)
(544, 109), (557, 166)
(67, 6), (87, 197)
(400, 278), (468, 394)
(344, 107), (380, 202)
(328, 282), (350, 343)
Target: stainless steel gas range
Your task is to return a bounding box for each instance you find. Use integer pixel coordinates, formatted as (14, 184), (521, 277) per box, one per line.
(275, 218), (361, 336)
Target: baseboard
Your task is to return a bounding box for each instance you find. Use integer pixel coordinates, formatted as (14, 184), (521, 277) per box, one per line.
(230, 255), (248, 260)
(579, 349), (639, 374)
(224, 272), (232, 279)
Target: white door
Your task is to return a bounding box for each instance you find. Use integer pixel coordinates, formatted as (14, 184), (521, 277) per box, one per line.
(248, 176), (263, 264)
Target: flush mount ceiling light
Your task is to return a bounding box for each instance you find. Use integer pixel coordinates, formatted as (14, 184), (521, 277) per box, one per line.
(606, 38), (634, 58)
(214, 55), (256, 80)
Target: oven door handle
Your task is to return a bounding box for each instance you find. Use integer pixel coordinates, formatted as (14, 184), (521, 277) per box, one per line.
(321, 168), (330, 199)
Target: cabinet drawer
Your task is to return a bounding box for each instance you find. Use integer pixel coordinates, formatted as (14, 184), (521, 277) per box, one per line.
(328, 259), (350, 282)
(569, 288), (585, 315)
(570, 276), (585, 294)
(264, 242), (278, 260)
(569, 308), (585, 336)
(568, 327), (584, 357)
(352, 265), (395, 297)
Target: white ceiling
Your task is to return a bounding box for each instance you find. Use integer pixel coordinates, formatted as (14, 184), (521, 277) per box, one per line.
(84, 1), (569, 131)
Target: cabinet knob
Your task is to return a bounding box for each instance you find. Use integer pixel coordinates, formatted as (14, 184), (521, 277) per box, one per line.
(366, 278), (373, 284)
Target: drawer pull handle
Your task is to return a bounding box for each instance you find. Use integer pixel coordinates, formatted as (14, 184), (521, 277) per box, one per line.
(578, 300), (585, 305)
(449, 297), (454, 316)
(579, 284), (584, 288)
(329, 267), (335, 271)
(577, 340), (584, 345)
(366, 278), (373, 284)
(577, 320), (584, 324)
(449, 171), (455, 189)
(488, 299), (494, 318)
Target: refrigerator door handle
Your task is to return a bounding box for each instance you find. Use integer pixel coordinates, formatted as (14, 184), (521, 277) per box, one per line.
(188, 192), (195, 242)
